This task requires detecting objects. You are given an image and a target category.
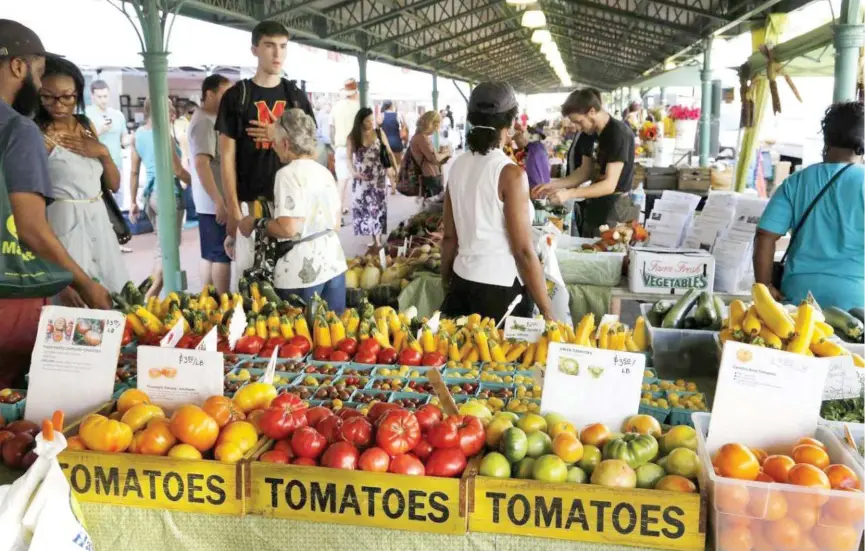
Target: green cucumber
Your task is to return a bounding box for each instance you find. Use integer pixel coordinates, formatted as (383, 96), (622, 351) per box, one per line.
(825, 306), (864, 341)
(850, 308), (865, 324)
(258, 280), (281, 305)
(661, 289), (701, 329)
(647, 310), (663, 328)
(651, 300), (675, 315)
(683, 317), (698, 329)
(112, 293), (130, 311)
(694, 292), (717, 328)
(711, 295), (725, 330)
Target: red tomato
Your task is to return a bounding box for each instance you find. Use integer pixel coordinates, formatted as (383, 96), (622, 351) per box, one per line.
(411, 438), (434, 461)
(316, 415), (343, 444)
(321, 441), (359, 470)
(338, 416), (373, 449)
(330, 350), (351, 362)
(266, 337), (288, 349)
(358, 447), (391, 472)
(414, 404), (443, 433)
(292, 457), (317, 466)
(398, 349), (422, 366)
(279, 345), (305, 359)
(257, 394), (309, 440)
(291, 426), (327, 459)
(258, 347), (275, 358)
(376, 348), (398, 365)
(273, 439), (295, 460)
(305, 406), (333, 428)
(121, 325), (134, 346)
(336, 338), (358, 357)
(358, 339), (381, 357)
(425, 447), (467, 477)
(368, 402), (399, 425)
(376, 409), (421, 456)
(337, 408), (365, 421)
(290, 336), (311, 355)
(216, 340), (232, 354)
(427, 415), (485, 456)
(235, 336), (264, 355)
(389, 454), (425, 476)
(313, 347), (332, 361)
(421, 352), (446, 366)
(354, 349), (377, 365)
(260, 450), (291, 463)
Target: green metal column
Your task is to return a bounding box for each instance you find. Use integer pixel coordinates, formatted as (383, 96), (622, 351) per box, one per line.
(432, 72), (440, 149)
(833, 0), (864, 103)
(358, 52), (369, 109)
(699, 37), (713, 167)
(659, 87), (667, 107)
(140, 0), (183, 292)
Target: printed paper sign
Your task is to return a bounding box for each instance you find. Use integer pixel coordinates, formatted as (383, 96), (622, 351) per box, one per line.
(160, 317), (185, 347)
(197, 326), (218, 351)
(25, 306), (125, 423)
(540, 342), (645, 430)
(137, 345), (223, 412)
(706, 341), (829, 455)
(822, 355), (863, 400)
(503, 316), (545, 343)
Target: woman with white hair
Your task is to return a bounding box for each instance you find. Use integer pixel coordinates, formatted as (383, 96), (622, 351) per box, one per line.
(238, 109), (347, 312)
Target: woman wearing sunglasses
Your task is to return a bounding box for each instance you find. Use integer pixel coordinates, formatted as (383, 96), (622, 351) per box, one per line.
(34, 56), (128, 305)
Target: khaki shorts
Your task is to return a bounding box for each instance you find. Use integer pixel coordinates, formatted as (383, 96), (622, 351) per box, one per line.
(145, 194), (185, 260)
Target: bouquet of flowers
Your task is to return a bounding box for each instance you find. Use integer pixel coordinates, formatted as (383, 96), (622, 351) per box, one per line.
(638, 121), (659, 142)
(669, 105), (701, 120)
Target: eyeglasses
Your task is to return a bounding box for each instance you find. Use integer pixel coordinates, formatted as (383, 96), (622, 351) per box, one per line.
(40, 93), (77, 106)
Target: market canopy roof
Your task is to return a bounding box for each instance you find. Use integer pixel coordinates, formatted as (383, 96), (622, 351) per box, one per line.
(178, 0), (815, 92)
(739, 21), (835, 79)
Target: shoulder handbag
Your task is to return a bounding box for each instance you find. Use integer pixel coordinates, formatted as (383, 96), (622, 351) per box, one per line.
(376, 128), (392, 169)
(396, 144), (422, 197)
(772, 163), (853, 288)
(0, 121), (73, 298)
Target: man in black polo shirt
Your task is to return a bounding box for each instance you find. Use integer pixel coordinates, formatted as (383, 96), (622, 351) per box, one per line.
(533, 88), (638, 236)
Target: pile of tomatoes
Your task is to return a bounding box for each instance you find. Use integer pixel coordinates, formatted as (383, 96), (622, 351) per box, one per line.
(713, 437), (865, 551)
(235, 335), (311, 360)
(259, 400), (485, 478)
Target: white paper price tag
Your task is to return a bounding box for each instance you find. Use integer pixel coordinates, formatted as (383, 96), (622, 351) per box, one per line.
(822, 355), (863, 400)
(418, 311), (442, 341)
(227, 305), (247, 351)
(160, 317), (185, 348)
(25, 306), (126, 423)
(495, 296), (523, 330)
(196, 326), (218, 351)
(263, 346), (279, 384)
(397, 246), (407, 257)
(137, 346), (223, 412)
(540, 342), (645, 430)
(503, 316), (545, 343)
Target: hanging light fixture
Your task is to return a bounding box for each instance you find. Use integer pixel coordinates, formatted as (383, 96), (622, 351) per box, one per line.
(540, 41), (558, 55)
(531, 29), (552, 44)
(506, 0), (535, 4)
(521, 9), (546, 28)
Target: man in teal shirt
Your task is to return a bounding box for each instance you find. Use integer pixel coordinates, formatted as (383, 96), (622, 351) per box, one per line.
(86, 80), (129, 199)
(755, 102), (864, 311)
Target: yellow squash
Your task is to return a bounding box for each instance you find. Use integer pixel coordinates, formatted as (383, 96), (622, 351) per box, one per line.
(752, 283), (795, 339)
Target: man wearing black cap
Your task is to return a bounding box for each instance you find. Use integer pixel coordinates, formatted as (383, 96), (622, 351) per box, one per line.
(0, 20), (112, 385)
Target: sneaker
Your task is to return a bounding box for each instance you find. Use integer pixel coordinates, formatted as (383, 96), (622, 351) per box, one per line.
(120, 245), (133, 253)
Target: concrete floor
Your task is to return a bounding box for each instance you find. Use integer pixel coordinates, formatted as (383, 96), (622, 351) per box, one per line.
(120, 192), (425, 293)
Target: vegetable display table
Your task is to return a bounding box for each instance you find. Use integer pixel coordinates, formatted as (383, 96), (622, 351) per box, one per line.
(608, 283), (750, 317)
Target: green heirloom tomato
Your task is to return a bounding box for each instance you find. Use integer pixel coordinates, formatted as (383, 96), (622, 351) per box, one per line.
(602, 433), (659, 469)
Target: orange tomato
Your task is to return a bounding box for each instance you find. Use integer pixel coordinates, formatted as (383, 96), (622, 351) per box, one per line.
(762, 455), (796, 483)
(203, 396), (246, 428)
(170, 405), (219, 452)
(796, 534), (820, 551)
(167, 443), (202, 460)
(552, 432), (583, 464)
(654, 475), (697, 493)
(822, 488), (865, 524)
(750, 447), (768, 465)
(795, 436), (826, 450)
(824, 464), (861, 490)
(78, 414), (133, 453)
(116, 389), (150, 415)
(747, 489), (787, 521)
(750, 522), (774, 551)
(812, 521), (860, 551)
(217, 421), (259, 454)
(246, 409), (266, 434)
(66, 435), (87, 451)
(131, 421), (176, 456)
(120, 403), (165, 432)
(622, 414), (661, 437)
(791, 444), (830, 470)
(764, 517), (802, 551)
(579, 423), (612, 446)
(785, 504), (819, 530)
(717, 513), (751, 530)
(715, 443), (761, 481)
(214, 441), (244, 464)
(755, 471), (774, 483)
(716, 524), (753, 551)
(715, 484), (750, 515)
(787, 463), (831, 507)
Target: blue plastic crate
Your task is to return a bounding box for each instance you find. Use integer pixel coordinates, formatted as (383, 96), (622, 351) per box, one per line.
(477, 382), (515, 399)
(295, 372), (339, 388)
(480, 361), (519, 373)
(350, 389), (392, 404)
(370, 365), (408, 377)
(442, 367), (478, 380)
(643, 367), (658, 384)
(364, 376), (408, 392)
(388, 392), (431, 409)
(305, 359), (349, 370)
(404, 366), (442, 380)
(0, 390), (24, 422)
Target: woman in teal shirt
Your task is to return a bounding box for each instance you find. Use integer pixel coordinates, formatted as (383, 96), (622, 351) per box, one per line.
(754, 102), (864, 310)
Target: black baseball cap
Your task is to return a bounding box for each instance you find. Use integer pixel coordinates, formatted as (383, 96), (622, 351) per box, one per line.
(0, 20), (55, 57)
(468, 81), (518, 115)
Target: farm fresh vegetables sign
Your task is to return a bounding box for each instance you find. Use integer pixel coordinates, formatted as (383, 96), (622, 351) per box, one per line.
(628, 248), (715, 295)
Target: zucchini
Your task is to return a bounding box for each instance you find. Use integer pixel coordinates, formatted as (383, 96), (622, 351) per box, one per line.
(711, 295), (725, 330)
(259, 281), (281, 305)
(825, 306), (864, 341)
(647, 310), (663, 328)
(850, 307), (865, 324)
(112, 292), (130, 311)
(683, 317), (698, 329)
(694, 292), (717, 328)
(238, 277), (251, 300)
(120, 281), (138, 305)
(661, 289), (701, 329)
(137, 276), (153, 296)
(651, 300), (675, 315)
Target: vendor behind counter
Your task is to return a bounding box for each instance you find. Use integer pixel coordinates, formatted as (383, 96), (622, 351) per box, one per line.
(532, 88), (638, 237)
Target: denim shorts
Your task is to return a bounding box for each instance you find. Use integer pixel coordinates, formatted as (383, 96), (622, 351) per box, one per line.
(198, 214), (231, 263)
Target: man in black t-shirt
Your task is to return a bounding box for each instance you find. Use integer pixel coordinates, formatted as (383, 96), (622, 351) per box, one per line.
(216, 20), (315, 250)
(532, 88), (638, 236)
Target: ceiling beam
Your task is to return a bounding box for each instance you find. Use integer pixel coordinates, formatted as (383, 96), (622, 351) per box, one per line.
(549, 0), (701, 37)
(266, 0), (324, 19)
(369, 1), (508, 49)
(396, 14), (516, 58)
(645, 0), (731, 22)
(405, 26), (517, 60)
(543, 5), (693, 42)
(323, 0), (443, 39)
(443, 35), (526, 67)
(546, 23), (672, 54)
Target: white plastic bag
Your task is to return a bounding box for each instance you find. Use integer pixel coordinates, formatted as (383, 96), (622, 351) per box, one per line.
(0, 422), (92, 551)
(234, 203), (254, 281)
(535, 229), (573, 326)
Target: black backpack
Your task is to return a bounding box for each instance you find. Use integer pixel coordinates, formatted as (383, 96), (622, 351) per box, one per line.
(237, 78), (316, 128)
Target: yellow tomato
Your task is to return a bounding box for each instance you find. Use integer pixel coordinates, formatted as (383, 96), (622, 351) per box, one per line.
(120, 403), (165, 432)
(167, 444), (203, 460)
(214, 441), (244, 464)
(131, 420), (177, 456)
(116, 388), (151, 415)
(232, 382), (277, 414)
(216, 421), (259, 454)
(79, 414), (133, 453)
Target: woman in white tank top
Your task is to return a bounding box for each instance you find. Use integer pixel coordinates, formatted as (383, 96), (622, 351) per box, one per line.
(440, 82), (553, 321)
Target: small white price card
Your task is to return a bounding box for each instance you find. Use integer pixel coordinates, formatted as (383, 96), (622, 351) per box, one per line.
(196, 326), (218, 351)
(822, 355), (862, 400)
(503, 316), (545, 343)
(706, 341), (829, 455)
(540, 342), (645, 430)
(25, 306), (125, 423)
(137, 345), (223, 412)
